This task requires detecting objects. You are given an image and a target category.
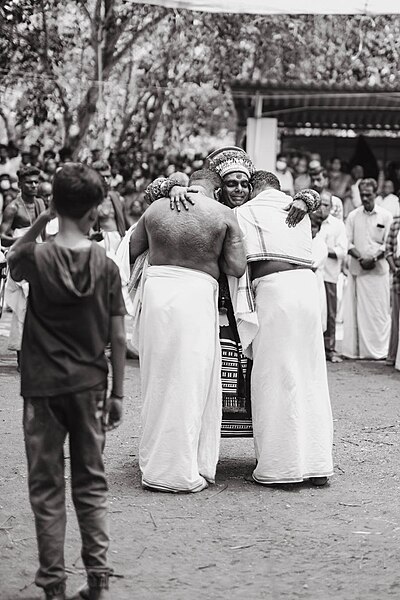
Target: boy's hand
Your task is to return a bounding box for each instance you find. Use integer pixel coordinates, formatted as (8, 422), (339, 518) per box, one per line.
(103, 394), (123, 431)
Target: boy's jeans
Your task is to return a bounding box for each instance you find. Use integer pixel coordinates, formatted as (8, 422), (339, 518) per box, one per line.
(23, 385), (110, 594)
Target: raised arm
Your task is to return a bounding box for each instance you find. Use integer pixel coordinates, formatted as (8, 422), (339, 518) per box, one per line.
(144, 177), (198, 212)
(220, 212), (246, 278)
(129, 214), (149, 264)
(284, 189), (321, 228)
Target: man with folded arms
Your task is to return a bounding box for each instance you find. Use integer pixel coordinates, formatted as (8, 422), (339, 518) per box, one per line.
(342, 178), (392, 360)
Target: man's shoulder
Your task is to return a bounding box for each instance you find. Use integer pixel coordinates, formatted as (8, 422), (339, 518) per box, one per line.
(3, 198), (19, 215)
(347, 206), (362, 219)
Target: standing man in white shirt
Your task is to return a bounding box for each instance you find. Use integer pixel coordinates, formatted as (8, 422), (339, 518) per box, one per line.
(342, 179), (393, 360)
(316, 190), (348, 362)
(376, 180), (400, 218)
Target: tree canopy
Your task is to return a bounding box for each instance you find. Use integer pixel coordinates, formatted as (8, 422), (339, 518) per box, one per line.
(0, 1), (399, 156)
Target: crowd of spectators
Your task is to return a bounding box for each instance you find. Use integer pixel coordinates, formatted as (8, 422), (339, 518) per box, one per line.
(1, 138), (400, 370)
(0, 141), (208, 223)
(274, 150), (400, 220)
(2, 139), (400, 225)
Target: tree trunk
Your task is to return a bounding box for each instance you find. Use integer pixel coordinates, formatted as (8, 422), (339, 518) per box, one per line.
(0, 108), (15, 141)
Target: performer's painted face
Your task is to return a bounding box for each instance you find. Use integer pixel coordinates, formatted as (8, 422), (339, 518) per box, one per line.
(222, 172), (251, 208)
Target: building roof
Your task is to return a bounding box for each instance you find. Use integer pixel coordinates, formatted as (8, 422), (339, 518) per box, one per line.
(231, 83), (400, 131)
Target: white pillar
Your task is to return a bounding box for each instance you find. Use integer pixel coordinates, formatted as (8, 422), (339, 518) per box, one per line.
(246, 117), (278, 172)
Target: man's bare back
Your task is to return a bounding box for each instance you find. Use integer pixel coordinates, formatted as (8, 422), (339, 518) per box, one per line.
(130, 192), (246, 280)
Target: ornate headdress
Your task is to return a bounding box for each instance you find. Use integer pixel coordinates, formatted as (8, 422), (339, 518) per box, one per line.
(206, 146), (255, 179)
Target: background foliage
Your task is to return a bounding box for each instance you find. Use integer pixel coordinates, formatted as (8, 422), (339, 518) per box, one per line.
(0, 1), (399, 156)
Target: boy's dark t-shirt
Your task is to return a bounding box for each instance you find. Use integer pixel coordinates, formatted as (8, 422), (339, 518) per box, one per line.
(8, 241), (126, 397)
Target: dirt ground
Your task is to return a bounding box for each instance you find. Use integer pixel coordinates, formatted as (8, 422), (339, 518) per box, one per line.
(1, 311), (400, 600)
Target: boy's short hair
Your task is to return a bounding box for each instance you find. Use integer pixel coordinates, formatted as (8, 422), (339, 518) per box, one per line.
(18, 165), (41, 181)
(52, 163), (104, 219)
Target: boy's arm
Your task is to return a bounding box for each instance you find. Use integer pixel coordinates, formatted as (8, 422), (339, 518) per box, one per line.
(7, 210), (52, 282)
(129, 213), (149, 263)
(220, 212), (247, 278)
(105, 315), (126, 431)
(7, 210), (51, 256)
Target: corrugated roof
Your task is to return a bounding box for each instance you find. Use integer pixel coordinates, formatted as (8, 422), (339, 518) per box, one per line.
(231, 85), (400, 130)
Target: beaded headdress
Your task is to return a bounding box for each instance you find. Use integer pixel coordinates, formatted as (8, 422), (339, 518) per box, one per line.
(206, 146), (255, 179)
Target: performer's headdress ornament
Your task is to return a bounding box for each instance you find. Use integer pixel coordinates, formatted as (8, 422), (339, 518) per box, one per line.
(205, 146), (255, 179)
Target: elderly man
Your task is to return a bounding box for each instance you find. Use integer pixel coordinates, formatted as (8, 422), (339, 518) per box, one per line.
(343, 178), (393, 359)
(130, 169), (246, 493)
(0, 166), (45, 366)
(231, 171), (333, 486)
(314, 190), (348, 362)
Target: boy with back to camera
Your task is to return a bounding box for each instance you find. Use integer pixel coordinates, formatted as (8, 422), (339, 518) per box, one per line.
(7, 163), (127, 600)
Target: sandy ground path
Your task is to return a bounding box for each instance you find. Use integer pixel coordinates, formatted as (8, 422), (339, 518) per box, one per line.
(1, 311), (400, 600)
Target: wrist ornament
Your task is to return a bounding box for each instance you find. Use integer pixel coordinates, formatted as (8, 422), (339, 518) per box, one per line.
(144, 177), (183, 204)
(293, 189), (321, 212)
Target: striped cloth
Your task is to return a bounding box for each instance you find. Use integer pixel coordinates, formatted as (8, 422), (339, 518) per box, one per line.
(228, 188), (313, 358)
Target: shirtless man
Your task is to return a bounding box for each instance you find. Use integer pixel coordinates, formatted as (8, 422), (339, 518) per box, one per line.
(0, 166), (46, 366)
(0, 166), (45, 247)
(92, 161), (127, 256)
(130, 169), (246, 493)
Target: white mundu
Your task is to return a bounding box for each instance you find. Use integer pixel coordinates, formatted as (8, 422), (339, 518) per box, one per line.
(234, 189), (334, 484)
(343, 204), (392, 359)
(139, 265), (222, 492)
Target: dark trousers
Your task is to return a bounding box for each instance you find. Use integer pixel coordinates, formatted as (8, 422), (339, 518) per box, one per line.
(23, 386), (109, 594)
(388, 291), (400, 363)
(324, 281), (337, 358)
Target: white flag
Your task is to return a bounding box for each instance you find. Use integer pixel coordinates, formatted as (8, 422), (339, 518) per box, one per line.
(133, 0), (400, 14)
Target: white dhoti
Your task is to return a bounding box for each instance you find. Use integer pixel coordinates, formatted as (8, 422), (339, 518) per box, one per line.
(5, 227), (31, 351)
(5, 275), (29, 351)
(251, 270), (334, 484)
(342, 272), (390, 359)
(139, 266), (222, 492)
(98, 230), (121, 260)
